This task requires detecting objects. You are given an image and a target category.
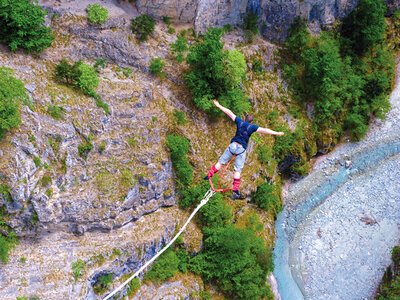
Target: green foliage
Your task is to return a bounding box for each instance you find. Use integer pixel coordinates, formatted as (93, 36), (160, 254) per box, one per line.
(173, 109), (187, 125)
(55, 59), (100, 98)
(33, 156), (41, 168)
(171, 35), (188, 61)
(0, 0), (54, 52)
(190, 225), (274, 299)
(179, 180), (209, 208)
(123, 67), (133, 77)
(166, 134), (193, 186)
(95, 98), (110, 114)
(149, 57), (166, 77)
(0, 231), (18, 263)
(256, 144), (273, 165)
(341, 0), (386, 56)
(131, 15), (155, 42)
(198, 195), (232, 228)
(185, 28), (250, 116)
(94, 273), (113, 294)
(242, 11), (260, 42)
(16, 297), (27, 300)
(78, 137), (93, 159)
(222, 24), (233, 33)
(282, 4), (394, 144)
(45, 188), (53, 198)
(77, 63), (99, 95)
(127, 277), (140, 296)
(144, 247), (179, 282)
(252, 59), (264, 74)
(0, 67), (27, 140)
(168, 26), (175, 34)
(94, 58), (107, 70)
(0, 184), (11, 202)
(376, 245), (400, 299)
(162, 16), (171, 25)
(87, 4), (108, 25)
(47, 104), (64, 120)
(252, 182), (282, 219)
(41, 175), (52, 187)
(98, 141), (106, 153)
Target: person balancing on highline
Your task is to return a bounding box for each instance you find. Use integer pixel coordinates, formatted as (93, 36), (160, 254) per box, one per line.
(204, 99), (284, 199)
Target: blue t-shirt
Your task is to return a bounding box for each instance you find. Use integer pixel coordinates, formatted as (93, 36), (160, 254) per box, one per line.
(230, 117), (259, 149)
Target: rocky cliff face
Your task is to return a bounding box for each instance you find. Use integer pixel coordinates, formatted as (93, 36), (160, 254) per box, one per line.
(136, 0), (400, 42)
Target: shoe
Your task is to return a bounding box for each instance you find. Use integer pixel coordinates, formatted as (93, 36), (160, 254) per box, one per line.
(230, 190), (244, 200)
(203, 175), (209, 180)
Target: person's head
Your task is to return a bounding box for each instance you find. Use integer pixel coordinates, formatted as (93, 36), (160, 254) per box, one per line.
(245, 115), (254, 123)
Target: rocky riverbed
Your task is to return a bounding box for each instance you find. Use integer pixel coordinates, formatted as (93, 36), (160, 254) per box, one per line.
(274, 61), (400, 299)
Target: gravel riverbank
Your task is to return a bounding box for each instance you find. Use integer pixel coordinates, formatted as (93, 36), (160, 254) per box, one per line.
(274, 61), (400, 299)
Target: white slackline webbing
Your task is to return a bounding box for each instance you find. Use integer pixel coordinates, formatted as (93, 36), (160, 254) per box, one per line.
(103, 188), (216, 300)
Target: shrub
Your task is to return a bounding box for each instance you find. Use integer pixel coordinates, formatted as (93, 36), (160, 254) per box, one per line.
(185, 28), (250, 117)
(173, 109), (187, 125)
(72, 259), (86, 280)
(341, 0), (386, 55)
(166, 134), (193, 186)
(168, 26), (175, 34)
(190, 225), (274, 299)
(45, 188), (53, 198)
(252, 182), (282, 219)
(0, 0), (54, 52)
(47, 104), (64, 120)
(171, 36), (188, 61)
(162, 16), (171, 25)
(94, 273), (114, 294)
(87, 4), (108, 25)
(77, 63), (99, 95)
(33, 156), (41, 168)
(127, 277), (140, 296)
(179, 180), (209, 208)
(131, 15), (155, 42)
(78, 139), (93, 159)
(41, 175), (52, 187)
(94, 58), (107, 70)
(149, 58), (166, 77)
(242, 11), (260, 42)
(0, 67), (28, 140)
(144, 247), (179, 282)
(198, 195), (232, 228)
(0, 231), (18, 263)
(123, 67), (133, 77)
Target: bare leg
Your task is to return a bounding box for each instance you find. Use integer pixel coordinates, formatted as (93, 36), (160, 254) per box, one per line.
(233, 171), (241, 179)
(215, 162), (223, 170)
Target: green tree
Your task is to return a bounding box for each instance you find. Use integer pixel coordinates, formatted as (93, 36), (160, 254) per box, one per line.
(190, 225), (274, 299)
(166, 134), (193, 186)
(77, 63), (99, 95)
(131, 15), (155, 42)
(149, 57), (166, 77)
(87, 4), (108, 25)
(252, 182), (282, 219)
(0, 0), (54, 52)
(341, 0), (387, 55)
(144, 247), (179, 282)
(185, 28), (249, 116)
(0, 67), (27, 140)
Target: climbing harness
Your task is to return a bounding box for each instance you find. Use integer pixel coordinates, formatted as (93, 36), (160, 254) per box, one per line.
(103, 188), (216, 300)
(208, 155), (236, 192)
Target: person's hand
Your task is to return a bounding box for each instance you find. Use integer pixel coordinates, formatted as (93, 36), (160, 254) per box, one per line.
(213, 99), (220, 107)
(277, 131), (284, 136)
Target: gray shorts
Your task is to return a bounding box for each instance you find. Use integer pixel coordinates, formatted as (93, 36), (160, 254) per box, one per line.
(218, 142), (247, 173)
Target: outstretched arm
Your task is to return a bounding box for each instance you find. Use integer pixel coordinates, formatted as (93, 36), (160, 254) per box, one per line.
(213, 99), (236, 121)
(257, 127), (284, 136)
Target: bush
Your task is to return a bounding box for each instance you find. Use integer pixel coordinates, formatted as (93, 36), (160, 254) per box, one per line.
(144, 247), (179, 282)
(190, 225), (274, 299)
(87, 4), (108, 25)
(171, 35), (188, 57)
(0, 231), (18, 263)
(185, 28), (250, 117)
(123, 67), (133, 77)
(33, 156), (41, 168)
(179, 180), (208, 208)
(41, 175), (52, 187)
(0, 67), (28, 140)
(168, 26), (175, 34)
(47, 104), (64, 120)
(173, 109), (187, 125)
(131, 15), (155, 42)
(166, 134), (193, 186)
(94, 58), (107, 70)
(162, 16), (171, 25)
(252, 182), (282, 219)
(341, 0), (386, 55)
(0, 0), (54, 52)
(127, 277), (140, 296)
(149, 57), (166, 77)
(93, 273), (113, 294)
(78, 139), (93, 159)
(199, 195), (232, 228)
(72, 259), (86, 280)
(77, 63), (99, 95)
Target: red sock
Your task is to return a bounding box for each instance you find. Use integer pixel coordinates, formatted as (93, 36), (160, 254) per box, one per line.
(232, 177), (241, 191)
(207, 165), (219, 178)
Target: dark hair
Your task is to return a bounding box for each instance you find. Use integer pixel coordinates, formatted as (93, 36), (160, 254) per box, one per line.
(245, 115), (254, 123)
